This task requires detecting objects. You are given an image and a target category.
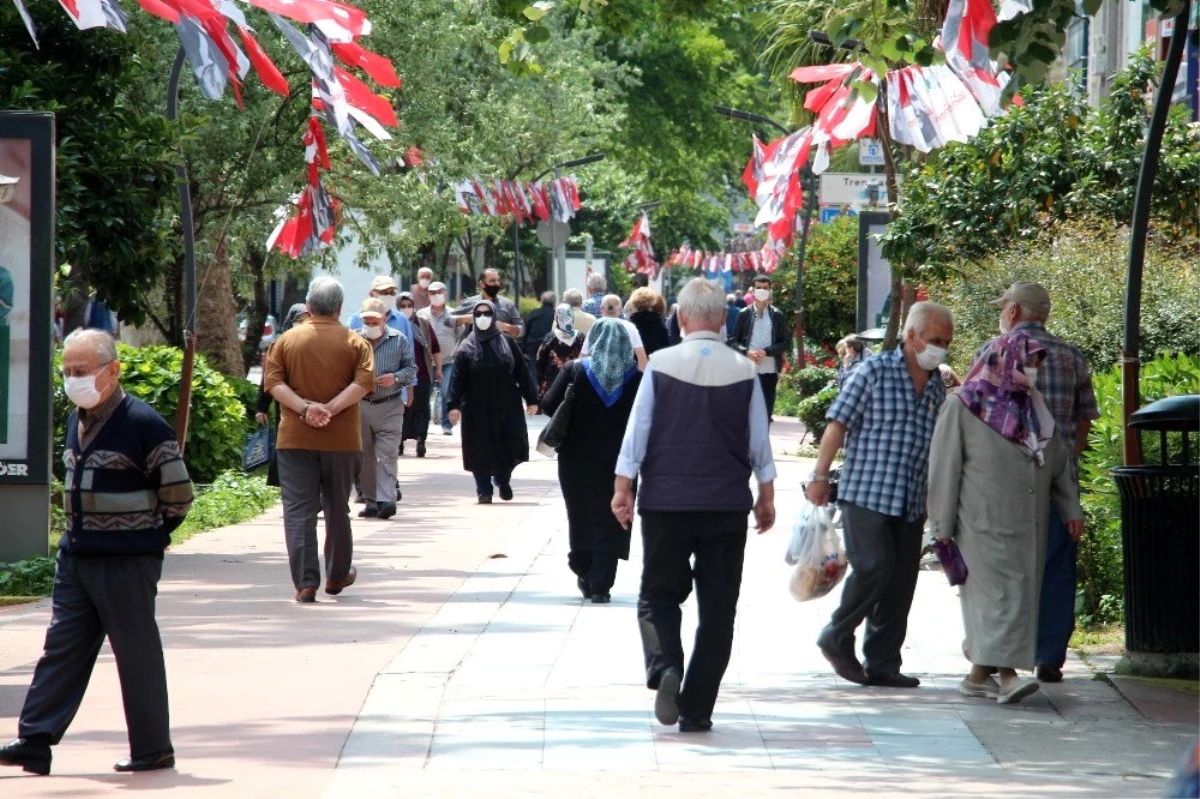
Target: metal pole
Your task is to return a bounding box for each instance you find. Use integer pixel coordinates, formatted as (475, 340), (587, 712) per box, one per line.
(792, 166), (818, 366)
(1121, 0), (1190, 467)
(166, 47), (197, 336)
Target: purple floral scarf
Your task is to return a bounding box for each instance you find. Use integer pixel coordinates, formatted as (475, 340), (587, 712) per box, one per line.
(956, 331), (1055, 463)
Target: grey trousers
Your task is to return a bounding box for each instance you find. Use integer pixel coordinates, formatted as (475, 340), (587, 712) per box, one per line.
(277, 449), (359, 590)
(359, 398), (404, 505)
(821, 502), (924, 677)
(19, 550), (170, 756)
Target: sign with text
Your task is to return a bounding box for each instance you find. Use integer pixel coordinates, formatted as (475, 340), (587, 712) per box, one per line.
(859, 138), (886, 166)
(819, 172), (899, 207)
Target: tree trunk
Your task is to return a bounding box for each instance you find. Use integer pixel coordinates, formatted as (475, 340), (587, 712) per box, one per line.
(241, 247), (269, 374)
(194, 241), (244, 379)
(877, 85), (906, 352)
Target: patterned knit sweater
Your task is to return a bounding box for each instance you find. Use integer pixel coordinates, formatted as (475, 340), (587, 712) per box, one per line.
(62, 394), (194, 556)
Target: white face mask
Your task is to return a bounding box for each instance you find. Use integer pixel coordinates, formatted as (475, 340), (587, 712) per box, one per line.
(418, 278), (431, 288)
(362, 325), (384, 340)
(915, 342), (947, 371)
(475, 315), (493, 331)
(1023, 366), (1039, 388)
(754, 288), (771, 303)
(430, 294), (446, 307)
(400, 307), (414, 319)
(64, 373), (104, 409)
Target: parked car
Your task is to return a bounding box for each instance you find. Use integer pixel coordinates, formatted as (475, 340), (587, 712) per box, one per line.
(237, 313), (277, 350)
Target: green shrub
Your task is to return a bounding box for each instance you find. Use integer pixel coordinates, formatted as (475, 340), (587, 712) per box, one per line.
(1075, 353), (1200, 626)
(54, 344), (251, 483)
(771, 215), (859, 350)
(934, 219), (1199, 375)
(793, 366), (838, 397)
(0, 557), (55, 597)
(173, 471), (280, 545)
(797, 384), (839, 443)
(228, 376), (262, 422)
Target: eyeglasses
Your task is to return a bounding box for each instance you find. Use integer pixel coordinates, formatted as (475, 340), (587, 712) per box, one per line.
(375, 289), (397, 296)
(62, 360), (112, 379)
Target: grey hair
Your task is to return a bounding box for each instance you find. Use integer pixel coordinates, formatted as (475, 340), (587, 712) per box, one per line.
(306, 276), (344, 317)
(600, 294), (622, 317)
(676, 278), (727, 325)
(587, 273), (607, 293)
(417, 266), (434, 277)
(64, 328), (118, 365)
(902, 301), (953, 337)
(1014, 300), (1049, 322)
(541, 290), (557, 305)
(563, 288), (584, 307)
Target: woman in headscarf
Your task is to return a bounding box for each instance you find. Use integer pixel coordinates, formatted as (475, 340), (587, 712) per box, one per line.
(540, 318), (642, 604)
(535, 303), (583, 399)
(447, 301), (539, 504)
(397, 291), (441, 458)
(255, 303), (310, 486)
(927, 331), (1084, 705)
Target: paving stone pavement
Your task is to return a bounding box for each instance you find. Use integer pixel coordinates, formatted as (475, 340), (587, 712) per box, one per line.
(0, 417), (1193, 798)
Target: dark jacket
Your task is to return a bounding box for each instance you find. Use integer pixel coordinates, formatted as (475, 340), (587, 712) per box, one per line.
(628, 310), (670, 356)
(728, 304), (789, 371)
(447, 335), (539, 475)
(522, 302), (555, 356)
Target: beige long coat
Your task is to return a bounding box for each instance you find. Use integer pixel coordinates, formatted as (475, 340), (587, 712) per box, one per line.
(927, 398), (1083, 671)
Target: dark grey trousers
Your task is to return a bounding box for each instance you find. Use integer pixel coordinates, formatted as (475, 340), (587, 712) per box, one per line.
(277, 449), (359, 590)
(821, 502), (924, 677)
(19, 550), (170, 756)
(637, 510), (747, 722)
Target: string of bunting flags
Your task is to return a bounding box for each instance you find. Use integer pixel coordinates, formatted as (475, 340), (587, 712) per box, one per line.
(619, 213), (657, 275)
(453, 175), (582, 224)
(664, 244), (783, 275)
(11, 0), (408, 260)
(743, 0), (1025, 250)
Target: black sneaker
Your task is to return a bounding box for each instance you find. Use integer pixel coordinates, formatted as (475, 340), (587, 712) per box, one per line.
(654, 667), (682, 726)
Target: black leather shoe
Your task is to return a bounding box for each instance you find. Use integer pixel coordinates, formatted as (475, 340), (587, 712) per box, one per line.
(377, 502), (397, 520)
(416, 440), (427, 458)
(576, 576), (591, 599)
(678, 717), (713, 733)
(0, 738), (51, 775)
(867, 673), (921, 688)
(591, 593), (611, 604)
(477, 494), (492, 504)
(498, 484), (514, 501)
(358, 505), (378, 518)
(817, 634), (868, 685)
(114, 749), (175, 772)
(654, 667), (682, 726)
(1036, 664), (1064, 683)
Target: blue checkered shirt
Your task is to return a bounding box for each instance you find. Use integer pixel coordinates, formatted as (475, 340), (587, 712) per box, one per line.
(826, 347), (945, 522)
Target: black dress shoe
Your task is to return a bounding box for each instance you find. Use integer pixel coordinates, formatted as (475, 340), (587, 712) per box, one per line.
(477, 494), (492, 504)
(0, 738), (51, 775)
(591, 593), (611, 604)
(678, 717), (713, 733)
(358, 506), (378, 518)
(498, 484), (514, 501)
(416, 440), (427, 458)
(817, 637), (868, 685)
(1036, 664), (1064, 683)
(576, 576), (592, 599)
(654, 667), (682, 726)
(114, 749), (175, 772)
(377, 502), (397, 520)
(867, 673), (921, 688)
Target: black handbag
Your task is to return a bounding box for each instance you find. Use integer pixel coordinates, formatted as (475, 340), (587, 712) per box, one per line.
(242, 425), (274, 472)
(535, 368), (578, 457)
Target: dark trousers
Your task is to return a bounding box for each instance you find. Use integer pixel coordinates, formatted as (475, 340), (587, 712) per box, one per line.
(568, 551), (619, 595)
(19, 550), (170, 756)
(638, 510), (747, 722)
(1037, 505), (1077, 667)
(472, 470), (512, 497)
(402, 380), (433, 442)
(278, 449), (358, 590)
(821, 502), (924, 677)
(758, 373), (778, 420)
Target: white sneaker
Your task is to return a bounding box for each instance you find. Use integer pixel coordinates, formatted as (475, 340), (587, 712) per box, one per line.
(997, 678), (1040, 705)
(958, 676), (1000, 698)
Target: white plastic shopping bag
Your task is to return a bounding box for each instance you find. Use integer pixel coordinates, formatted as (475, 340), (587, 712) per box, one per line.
(786, 501), (848, 601)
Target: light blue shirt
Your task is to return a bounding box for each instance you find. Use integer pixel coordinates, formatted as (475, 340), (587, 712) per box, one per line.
(348, 308), (416, 388)
(615, 332), (777, 484)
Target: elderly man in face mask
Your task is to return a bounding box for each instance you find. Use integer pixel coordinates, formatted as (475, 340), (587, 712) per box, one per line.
(356, 298), (417, 520)
(419, 281), (459, 435)
(411, 267), (435, 311)
(728, 274), (789, 421)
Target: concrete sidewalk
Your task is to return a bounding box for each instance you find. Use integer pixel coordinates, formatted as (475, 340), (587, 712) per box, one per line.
(0, 418), (1194, 798)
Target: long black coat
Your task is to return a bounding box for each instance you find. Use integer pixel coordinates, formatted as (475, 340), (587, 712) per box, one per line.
(541, 361), (641, 559)
(628, 310), (670, 356)
(447, 335), (539, 475)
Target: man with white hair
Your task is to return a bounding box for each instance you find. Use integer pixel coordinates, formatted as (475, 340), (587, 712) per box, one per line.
(612, 277), (776, 733)
(581, 272), (607, 316)
(267, 277), (376, 603)
(583, 294), (648, 371)
(563, 287), (595, 336)
(410, 267), (435, 311)
(806, 301), (954, 689)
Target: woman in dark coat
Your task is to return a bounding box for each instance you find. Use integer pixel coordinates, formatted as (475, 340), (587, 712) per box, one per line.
(447, 301), (539, 504)
(540, 318), (642, 603)
(627, 287), (670, 355)
(535, 303), (583, 399)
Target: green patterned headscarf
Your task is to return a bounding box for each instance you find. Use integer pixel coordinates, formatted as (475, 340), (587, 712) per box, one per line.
(582, 318), (637, 407)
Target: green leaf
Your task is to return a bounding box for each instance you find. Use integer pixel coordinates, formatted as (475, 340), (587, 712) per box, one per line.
(524, 24), (551, 44)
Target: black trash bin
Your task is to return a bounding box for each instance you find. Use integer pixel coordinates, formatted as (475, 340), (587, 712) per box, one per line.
(1110, 394), (1199, 675)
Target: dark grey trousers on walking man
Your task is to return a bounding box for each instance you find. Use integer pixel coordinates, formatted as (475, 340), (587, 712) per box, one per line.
(818, 503), (925, 678)
(18, 552), (170, 758)
(277, 449), (359, 591)
(638, 511), (748, 724)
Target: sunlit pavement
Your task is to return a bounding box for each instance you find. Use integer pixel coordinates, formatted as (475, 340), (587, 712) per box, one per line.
(0, 416), (1192, 798)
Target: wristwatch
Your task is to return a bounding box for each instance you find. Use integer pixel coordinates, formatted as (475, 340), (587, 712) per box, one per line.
(807, 471), (829, 483)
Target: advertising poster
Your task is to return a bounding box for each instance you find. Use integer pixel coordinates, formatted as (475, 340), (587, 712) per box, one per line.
(0, 139), (31, 458)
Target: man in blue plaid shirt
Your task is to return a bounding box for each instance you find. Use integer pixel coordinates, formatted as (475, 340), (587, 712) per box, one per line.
(983, 282), (1099, 683)
(806, 302), (954, 688)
